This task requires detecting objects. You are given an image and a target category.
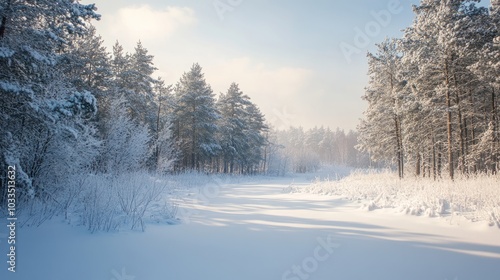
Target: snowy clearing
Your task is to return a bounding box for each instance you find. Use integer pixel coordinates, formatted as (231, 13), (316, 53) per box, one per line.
(290, 170), (500, 227)
(1, 174), (500, 280)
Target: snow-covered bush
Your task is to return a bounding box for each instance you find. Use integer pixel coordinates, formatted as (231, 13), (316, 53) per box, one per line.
(99, 96), (151, 174)
(292, 170), (500, 227)
(81, 175), (121, 233)
(115, 174), (167, 231)
(78, 173), (170, 233)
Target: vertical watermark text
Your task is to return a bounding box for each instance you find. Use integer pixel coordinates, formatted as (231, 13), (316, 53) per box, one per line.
(6, 165), (17, 273)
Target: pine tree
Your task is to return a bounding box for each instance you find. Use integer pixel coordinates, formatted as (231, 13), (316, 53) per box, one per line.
(216, 83), (252, 173)
(110, 41), (158, 128)
(107, 41), (162, 171)
(361, 0), (500, 176)
(403, 0), (495, 177)
(467, 2), (500, 172)
(110, 41), (131, 93)
(0, 0), (100, 206)
(242, 101), (268, 173)
(151, 78), (177, 173)
(64, 26), (112, 99)
(358, 38), (405, 178)
(128, 41), (158, 128)
(62, 26), (113, 147)
(173, 63), (220, 171)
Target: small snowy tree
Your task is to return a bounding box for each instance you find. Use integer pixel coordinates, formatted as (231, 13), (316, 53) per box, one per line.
(100, 97), (151, 174)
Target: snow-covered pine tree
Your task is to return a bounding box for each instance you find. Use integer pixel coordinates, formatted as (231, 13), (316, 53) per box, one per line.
(467, 2), (500, 172)
(0, 0), (100, 206)
(62, 25), (114, 150)
(305, 126), (324, 164)
(317, 127), (333, 163)
(401, 0), (497, 177)
(110, 41), (131, 92)
(110, 41), (158, 127)
(107, 41), (162, 171)
(261, 129), (286, 175)
(128, 41), (158, 129)
(64, 26), (112, 99)
(359, 0), (500, 176)
(216, 83), (252, 173)
(242, 101), (268, 173)
(172, 63), (220, 171)
(358, 38), (405, 178)
(279, 127), (318, 173)
(151, 78), (177, 173)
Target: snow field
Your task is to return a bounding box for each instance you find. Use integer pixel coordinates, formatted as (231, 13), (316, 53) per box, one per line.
(1, 172), (500, 280)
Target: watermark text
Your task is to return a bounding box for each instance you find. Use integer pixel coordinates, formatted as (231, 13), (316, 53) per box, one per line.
(6, 165), (17, 273)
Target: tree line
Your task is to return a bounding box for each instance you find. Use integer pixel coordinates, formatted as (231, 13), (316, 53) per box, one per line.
(358, 0), (500, 179)
(266, 127), (370, 175)
(0, 1), (270, 208)
(0, 1), (368, 211)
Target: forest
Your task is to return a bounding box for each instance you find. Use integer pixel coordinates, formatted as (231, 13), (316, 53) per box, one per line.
(1, 2), (499, 279)
(2, 0), (497, 230)
(358, 0), (500, 180)
(0, 0), (363, 224)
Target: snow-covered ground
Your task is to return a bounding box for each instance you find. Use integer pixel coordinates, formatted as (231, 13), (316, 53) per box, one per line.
(290, 170), (500, 227)
(1, 173), (500, 280)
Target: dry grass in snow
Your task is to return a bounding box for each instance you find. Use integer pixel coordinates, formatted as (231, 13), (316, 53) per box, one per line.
(291, 170), (500, 227)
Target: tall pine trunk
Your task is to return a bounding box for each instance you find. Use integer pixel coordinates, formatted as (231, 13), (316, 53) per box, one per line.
(0, 0), (11, 39)
(492, 88), (498, 173)
(445, 59), (454, 180)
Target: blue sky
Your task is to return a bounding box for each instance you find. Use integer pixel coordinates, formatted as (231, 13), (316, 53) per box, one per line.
(92, 0), (425, 130)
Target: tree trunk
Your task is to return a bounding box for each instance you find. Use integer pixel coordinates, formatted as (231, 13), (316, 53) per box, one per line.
(457, 102), (465, 174)
(445, 60), (454, 180)
(390, 74), (404, 179)
(469, 90), (477, 173)
(416, 152), (421, 177)
(454, 74), (466, 174)
(155, 92), (162, 171)
(191, 103), (196, 170)
(437, 142), (442, 178)
(492, 87), (498, 173)
(262, 134), (268, 174)
(0, 16), (7, 39)
(395, 117), (403, 179)
(0, 0), (10, 39)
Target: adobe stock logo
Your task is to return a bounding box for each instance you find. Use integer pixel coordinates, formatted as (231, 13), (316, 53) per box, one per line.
(175, 176), (227, 224)
(110, 267), (135, 280)
(340, 0), (404, 63)
(282, 234), (340, 280)
(213, 0), (244, 21)
(272, 106), (296, 131)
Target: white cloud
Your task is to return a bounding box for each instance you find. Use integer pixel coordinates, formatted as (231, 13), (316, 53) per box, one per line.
(205, 57), (315, 128)
(207, 57), (313, 97)
(96, 5), (196, 48)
